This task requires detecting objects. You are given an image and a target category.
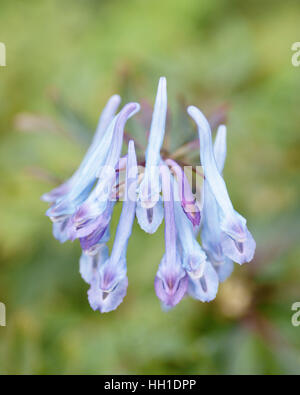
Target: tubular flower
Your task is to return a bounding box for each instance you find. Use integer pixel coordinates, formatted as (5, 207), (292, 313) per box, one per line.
(136, 77), (167, 234)
(188, 106), (256, 265)
(154, 165), (188, 308)
(42, 95), (121, 243)
(201, 125), (234, 282)
(88, 140), (138, 313)
(43, 77), (256, 313)
(172, 178), (219, 302)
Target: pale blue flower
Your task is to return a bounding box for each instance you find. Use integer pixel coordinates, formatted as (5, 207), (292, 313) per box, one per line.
(188, 106), (256, 265)
(43, 78), (256, 313)
(79, 243), (109, 284)
(173, 178), (219, 302)
(136, 77), (167, 233)
(201, 125), (234, 282)
(154, 165), (188, 308)
(87, 141), (138, 313)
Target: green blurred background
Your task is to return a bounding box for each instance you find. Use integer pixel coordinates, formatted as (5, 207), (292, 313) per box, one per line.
(0, 0), (300, 374)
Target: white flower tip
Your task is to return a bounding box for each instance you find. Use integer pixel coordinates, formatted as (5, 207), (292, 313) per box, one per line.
(187, 106), (211, 133)
(217, 124), (227, 137)
(187, 105), (196, 114)
(128, 139), (135, 151)
(127, 140), (138, 175)
(131, 102), (141, 115)
(109, 94), (121, 106)
(122, 102), (141, 120)
(159, 76), (167, 87)
(157, 77), (167, 102)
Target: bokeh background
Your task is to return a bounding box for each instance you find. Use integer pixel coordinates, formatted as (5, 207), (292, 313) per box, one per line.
(0, 0), (300, 375)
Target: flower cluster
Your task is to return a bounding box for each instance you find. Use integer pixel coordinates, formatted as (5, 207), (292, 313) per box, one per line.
(42, 77), (256, 313)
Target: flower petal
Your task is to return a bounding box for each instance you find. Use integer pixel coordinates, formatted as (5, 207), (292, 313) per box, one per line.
(213, 124), (227, 174)
(188, 105), (255, 259)
(145, 77), (167, 167)
(87, 141), (138, 313)
(220, 229), (256, 265)
(188, 260), (219, 302)
(88, 268), (128, 313)
(154, 165), (188, 308)
(79, 244), (109, 284)
(137, 77), (167, 231)
(155, 255), (188, 308)
(109, 140), (138, 263)
(92, 95), (121, 146)
(52, 218), (70, 243)
(136, 198), (164, 234)
(212, 257), (234, 283)
(173, 180), (206, 278)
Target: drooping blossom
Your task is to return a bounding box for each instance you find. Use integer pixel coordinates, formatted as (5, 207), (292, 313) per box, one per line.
(154, 165), (188, 308)
(201, 125), (234, 282)
(188, 106), (256, 265)
(172, 177), (219, 302)
(136, 77), (167, 234)
(87, 140), (138, 313)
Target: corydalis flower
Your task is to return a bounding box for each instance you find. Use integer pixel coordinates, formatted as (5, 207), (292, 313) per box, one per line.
(201, 125), (234, 282)
(173, 178), (219, 302)
(43, 95), (122, 243)
(154, 165), (188, 308)
(136, 77), (166, 234)
(188, 106), (256, 265)
(87, 140), (138, 313)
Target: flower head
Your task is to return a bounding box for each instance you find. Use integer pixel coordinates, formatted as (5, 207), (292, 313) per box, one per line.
(43, 78), (256, 314)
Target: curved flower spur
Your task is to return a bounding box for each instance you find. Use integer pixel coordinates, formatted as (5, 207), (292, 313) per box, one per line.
(42, 77), (256, 313)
